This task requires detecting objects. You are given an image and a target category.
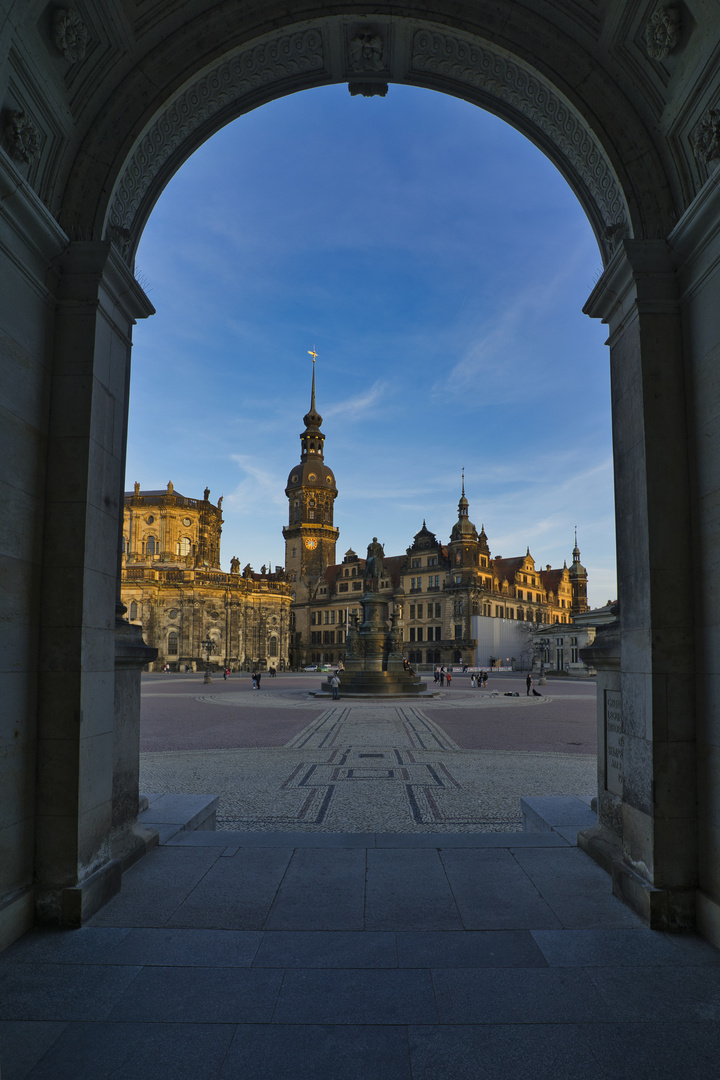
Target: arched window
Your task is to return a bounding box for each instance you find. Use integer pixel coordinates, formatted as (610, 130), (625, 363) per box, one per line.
(130, 600), (138, 620)
(179, 536), (191, 556)
(167, 631), (178, 655)
(268, 637), (278, 656)
(147, 536), (156, 555)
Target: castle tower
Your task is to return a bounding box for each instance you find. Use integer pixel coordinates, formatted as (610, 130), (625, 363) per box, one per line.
(569, 527), (589, 615)
(283, 356), (339, 589)
(448, 473), (479, 578)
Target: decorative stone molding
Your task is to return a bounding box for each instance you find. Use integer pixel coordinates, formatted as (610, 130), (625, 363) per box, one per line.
(4, 110), (41, 164)
(107, 29), (325, 244)
(691, 108), (720, 166)
(348, 30), (385, 72)
(53, 8), (89, 62)
(348, 82), (388, 97)
(644, 7), (681, 60)
(411, 30), (627, 235)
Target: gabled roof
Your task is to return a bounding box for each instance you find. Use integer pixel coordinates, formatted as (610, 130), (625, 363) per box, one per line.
(493, 556), (526, 584)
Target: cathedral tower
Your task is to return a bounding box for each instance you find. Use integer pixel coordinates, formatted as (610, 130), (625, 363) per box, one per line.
(283, 358), (339, 588)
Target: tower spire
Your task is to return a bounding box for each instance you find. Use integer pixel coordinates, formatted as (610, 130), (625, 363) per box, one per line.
(308, 347), (317, 413)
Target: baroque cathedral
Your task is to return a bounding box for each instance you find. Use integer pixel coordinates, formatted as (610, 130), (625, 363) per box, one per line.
(284, 369), (588, 670)
(121, 482), (292, 671)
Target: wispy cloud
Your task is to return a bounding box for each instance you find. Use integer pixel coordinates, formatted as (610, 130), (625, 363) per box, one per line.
(323, 381), (388, 420)
(226, 456), (286, 511)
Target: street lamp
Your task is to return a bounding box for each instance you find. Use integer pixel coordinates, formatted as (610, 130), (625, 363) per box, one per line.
(200, 635), (213, 684)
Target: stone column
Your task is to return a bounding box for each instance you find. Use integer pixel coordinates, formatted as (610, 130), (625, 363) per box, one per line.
(580, 240), (696, 929)
(35, 241), (155, 924)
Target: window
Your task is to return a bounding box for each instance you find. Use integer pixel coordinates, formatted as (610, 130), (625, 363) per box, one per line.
(454, 600), (463, 616)
(517, 589), (523, 600)
(147, 536), (156, 555)
(311, 631), (321, 644)
(417, 628), (424, 642)
(130, 600), (138, 620)
(431, 626), (442, 641)
(352, 581), (362, 590)
(324, 611), (329, 624)
(417, 603), (423, 618)
(428, 556), (438, 567)
(308, 510), (315, 520)
(435, 603), (442, 618)
(339, 582), (348, 592)
(571, 645), (579, 663)
(454, 574), (462, 584)
(330, 610), (336, 624)
(455, 551), (461, 564)
(409, 604), (415, 619)
(428, 574), (440, 588)
(268, 637), (278, 656)
(323, 630), (334, 644)
(409, 628), (416, 642)
(167, 631), (178, 655)
(454, 625), (462, 640)
(411, 557), (421, 568)
(292, 548), (296, 557)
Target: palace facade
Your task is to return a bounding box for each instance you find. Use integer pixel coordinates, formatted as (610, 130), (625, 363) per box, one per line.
(284, 375), (589, 670)
(121, 482), (292, 671)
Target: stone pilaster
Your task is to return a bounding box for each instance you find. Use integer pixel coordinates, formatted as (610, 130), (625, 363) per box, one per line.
(582, 240), (696, 929)
(35, 241), (154, 924)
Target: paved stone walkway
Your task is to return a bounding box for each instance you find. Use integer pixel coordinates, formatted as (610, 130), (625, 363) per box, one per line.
(3, 831), (720, 1079)
(3, 675), (720, 1079)
(139, 676), (597, 832)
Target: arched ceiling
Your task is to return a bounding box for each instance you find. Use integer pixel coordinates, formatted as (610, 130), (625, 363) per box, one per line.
(4, 2), (717, 265)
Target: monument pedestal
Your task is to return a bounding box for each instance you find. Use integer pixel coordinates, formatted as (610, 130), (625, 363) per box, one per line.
(324, 590), (426, 696)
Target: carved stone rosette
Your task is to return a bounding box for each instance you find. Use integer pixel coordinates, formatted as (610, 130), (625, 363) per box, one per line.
(53, 8), (89, 62)
(692, 108), (720, 166)
(4, 110), (41, 164)
(644, 7), (681, 60)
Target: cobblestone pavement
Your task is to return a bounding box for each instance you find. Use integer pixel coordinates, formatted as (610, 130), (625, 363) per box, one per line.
(140, 674), (597, 833)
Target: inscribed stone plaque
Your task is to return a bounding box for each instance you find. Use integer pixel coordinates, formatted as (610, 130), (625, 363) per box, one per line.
(605, 690), (623, 796)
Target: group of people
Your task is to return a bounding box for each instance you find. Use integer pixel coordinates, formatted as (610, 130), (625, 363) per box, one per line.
(433, 666), (452, 687)
(470, 671), (489, 688)
(251, 670), (262, 690)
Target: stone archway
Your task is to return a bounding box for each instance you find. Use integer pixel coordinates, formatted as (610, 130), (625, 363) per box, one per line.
(2, 0), (720, 947)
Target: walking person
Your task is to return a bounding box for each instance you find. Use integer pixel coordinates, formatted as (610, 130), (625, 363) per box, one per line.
(526, 672), (533, 696)
(330, 672), (340, 700)
(446, 670), (452, 688)
(256, 670), (262, 690)
(470, 673), (476, 688)
(440, 666), (446, 687)
(434, 666), (440, 684)
(251, 670), (258, 690)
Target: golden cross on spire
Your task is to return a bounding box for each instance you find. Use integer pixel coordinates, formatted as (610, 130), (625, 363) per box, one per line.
(308, 347), (318, 364)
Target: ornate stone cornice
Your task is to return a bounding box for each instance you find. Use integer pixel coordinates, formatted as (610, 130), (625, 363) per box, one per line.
(410, 28), (628, 238)
(106, 28), (325, 248)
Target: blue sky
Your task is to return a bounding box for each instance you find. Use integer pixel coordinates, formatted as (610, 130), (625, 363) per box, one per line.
(127, 83), (616, 608)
